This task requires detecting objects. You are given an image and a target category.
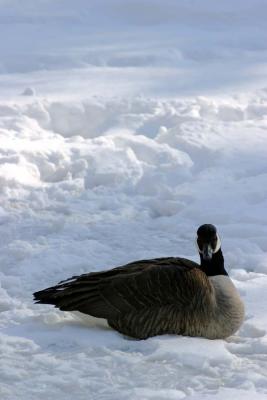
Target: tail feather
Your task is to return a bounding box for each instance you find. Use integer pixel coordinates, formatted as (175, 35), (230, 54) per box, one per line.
(33, 272), (115, 318)
(34, 282), (100, 305)
(33, 264), (144, 318)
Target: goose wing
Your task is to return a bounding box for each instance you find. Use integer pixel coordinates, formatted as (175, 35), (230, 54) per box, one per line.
(33, 257), (212, 319)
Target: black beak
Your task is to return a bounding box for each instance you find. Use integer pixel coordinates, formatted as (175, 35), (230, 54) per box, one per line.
(202, 243), (213, 261)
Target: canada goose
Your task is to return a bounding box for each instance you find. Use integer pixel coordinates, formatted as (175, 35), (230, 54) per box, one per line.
(33, 224), (244, 339)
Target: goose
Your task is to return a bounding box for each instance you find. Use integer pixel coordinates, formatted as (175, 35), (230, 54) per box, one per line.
(33, 224), (245, 340)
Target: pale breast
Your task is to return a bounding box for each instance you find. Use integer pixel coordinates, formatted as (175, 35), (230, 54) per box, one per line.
(207, 275), (245, 338)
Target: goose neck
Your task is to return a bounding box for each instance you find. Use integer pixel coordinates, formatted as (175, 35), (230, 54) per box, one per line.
(199, 249), (228, 277)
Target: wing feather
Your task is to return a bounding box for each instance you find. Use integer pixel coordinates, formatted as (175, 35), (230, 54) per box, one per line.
(33, 257), (210, 321)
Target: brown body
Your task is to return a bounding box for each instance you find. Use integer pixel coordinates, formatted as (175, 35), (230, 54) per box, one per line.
(33, 257), (244, 339)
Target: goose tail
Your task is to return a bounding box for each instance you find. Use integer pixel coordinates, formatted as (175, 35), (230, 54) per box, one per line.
(33, 273), (108, 318)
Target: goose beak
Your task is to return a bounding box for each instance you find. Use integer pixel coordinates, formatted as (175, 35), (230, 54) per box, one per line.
(202, 243), (213, 261)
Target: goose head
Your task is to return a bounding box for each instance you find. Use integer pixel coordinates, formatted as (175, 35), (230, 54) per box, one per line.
(196, 224), (221, 261)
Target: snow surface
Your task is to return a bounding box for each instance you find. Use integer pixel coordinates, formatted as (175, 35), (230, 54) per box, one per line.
(0, 1), (267, 399)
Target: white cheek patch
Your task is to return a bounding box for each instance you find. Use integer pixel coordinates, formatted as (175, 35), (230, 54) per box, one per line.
(195, 234), (221, 254)
(214, 234), (221, 253)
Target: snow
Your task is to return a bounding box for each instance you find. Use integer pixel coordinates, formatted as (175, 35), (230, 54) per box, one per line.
(0, 1), (267, 399)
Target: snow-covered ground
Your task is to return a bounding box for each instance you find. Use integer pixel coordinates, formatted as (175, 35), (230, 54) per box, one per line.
(1, 1), (267, 399)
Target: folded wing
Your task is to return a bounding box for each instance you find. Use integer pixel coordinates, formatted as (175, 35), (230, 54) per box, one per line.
(33, 257), (213, 323)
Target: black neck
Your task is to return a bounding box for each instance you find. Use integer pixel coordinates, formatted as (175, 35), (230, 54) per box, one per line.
(199, 249), (228, 277)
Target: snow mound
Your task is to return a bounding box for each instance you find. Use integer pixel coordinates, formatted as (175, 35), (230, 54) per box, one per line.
(21, 87), (36, 97)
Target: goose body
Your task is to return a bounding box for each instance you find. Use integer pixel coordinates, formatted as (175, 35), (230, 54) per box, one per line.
(34, 225), (245, 339)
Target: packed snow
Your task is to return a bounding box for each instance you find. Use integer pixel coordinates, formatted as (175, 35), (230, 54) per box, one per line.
(0, 1), (267, 399)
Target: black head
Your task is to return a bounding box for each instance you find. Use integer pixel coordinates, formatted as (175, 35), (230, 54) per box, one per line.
(196, 224), (220, 261)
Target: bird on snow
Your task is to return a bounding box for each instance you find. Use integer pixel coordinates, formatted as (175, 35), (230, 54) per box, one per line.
(33, 224), (244, 340)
